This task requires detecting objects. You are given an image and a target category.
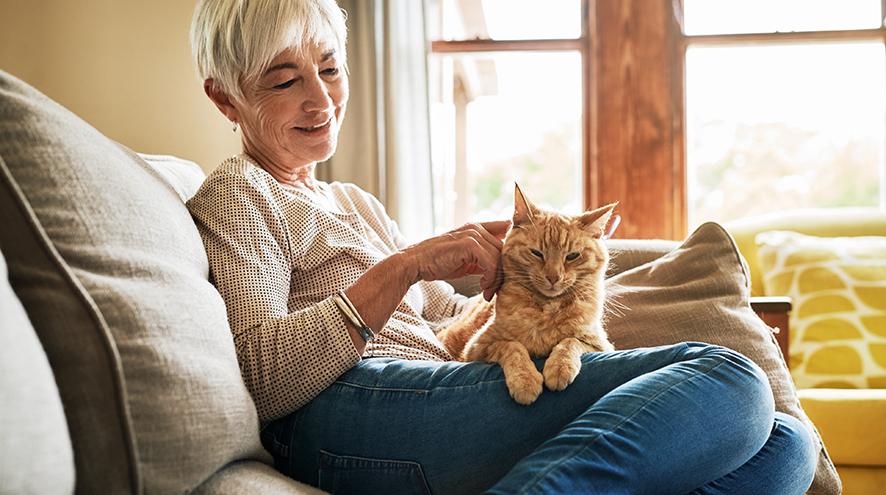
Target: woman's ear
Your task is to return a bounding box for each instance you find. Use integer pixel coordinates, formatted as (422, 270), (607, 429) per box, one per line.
(203, 79), (240, 124)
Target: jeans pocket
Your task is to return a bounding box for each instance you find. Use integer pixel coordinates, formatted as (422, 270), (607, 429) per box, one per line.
(318, 450), (432, 495)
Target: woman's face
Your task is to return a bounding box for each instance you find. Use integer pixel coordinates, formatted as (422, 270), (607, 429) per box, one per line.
(234, 42), (348, 170)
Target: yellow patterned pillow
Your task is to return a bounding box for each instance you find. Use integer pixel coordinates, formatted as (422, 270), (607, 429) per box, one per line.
(756, 231), (886, 389)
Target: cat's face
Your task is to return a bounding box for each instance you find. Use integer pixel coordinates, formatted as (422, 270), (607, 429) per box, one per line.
(501, 186), (616, 299)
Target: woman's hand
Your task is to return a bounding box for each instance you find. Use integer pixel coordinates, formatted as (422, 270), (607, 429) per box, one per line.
(400, 220), (511, 301)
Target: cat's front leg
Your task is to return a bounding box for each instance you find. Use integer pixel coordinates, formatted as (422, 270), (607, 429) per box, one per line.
(543, 337), (586, 392)
(484, 340), (543, 405)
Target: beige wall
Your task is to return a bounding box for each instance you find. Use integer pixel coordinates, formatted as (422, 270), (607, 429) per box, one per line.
(0, 0), (240, 172)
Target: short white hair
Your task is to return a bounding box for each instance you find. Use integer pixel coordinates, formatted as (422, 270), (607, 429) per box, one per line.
(190, 0), (348, 101)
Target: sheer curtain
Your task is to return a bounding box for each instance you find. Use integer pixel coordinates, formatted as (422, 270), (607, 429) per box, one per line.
(322, 0), (435, 242)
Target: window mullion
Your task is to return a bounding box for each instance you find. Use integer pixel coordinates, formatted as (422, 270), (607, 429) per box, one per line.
(430, 38), (583, 54)
(681, 28), (883, 48)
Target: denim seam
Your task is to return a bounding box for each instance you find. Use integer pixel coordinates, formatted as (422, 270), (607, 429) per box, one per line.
(318, 449), (433, 495)
(516, 358), (732, 495)
(334, 379), (506, 393)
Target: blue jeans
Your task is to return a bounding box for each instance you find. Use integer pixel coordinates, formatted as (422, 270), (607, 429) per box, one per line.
(261, 342), (816, 494)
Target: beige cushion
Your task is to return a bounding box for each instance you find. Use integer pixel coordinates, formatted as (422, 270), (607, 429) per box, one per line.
(0, 247), (75, 494)
(606, 238), (680, 276)
(0, 70), (269, 493)
(605, 222), (841, 495)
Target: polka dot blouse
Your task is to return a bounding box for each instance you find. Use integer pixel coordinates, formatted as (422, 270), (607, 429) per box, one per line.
(187, 154), (468, 421)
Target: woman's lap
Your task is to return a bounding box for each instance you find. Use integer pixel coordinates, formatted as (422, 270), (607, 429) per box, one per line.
(261, 342), (813, 495)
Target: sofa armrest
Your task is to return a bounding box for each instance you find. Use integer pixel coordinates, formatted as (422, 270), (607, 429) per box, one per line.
(750, 296), (792, 361)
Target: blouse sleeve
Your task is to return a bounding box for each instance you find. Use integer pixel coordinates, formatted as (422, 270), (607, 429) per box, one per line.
(187, 171), (360, 422)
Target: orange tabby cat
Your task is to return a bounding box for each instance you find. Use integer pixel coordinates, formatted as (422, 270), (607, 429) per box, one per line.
(438, 185), (617, 405)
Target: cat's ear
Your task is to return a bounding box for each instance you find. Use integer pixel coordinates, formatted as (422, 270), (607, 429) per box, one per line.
(578, 202), (618, 238)
(513, 183), (536, 226)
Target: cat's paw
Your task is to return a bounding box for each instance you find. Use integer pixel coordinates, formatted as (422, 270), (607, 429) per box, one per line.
(506, 369), (544, 405)
(543, 357), (581, 391)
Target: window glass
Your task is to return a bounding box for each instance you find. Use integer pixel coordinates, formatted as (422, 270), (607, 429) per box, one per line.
(683, 0), (882, 35)
(428, 51), (582, 231)
(685, 42), (886, 228)
(426, 0), (582, 41)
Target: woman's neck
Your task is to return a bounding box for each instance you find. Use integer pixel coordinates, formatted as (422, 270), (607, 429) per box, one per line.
(242, 149), (319, 191)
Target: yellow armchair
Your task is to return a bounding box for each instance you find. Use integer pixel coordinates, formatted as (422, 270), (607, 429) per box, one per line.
(725, 207), (886, 495)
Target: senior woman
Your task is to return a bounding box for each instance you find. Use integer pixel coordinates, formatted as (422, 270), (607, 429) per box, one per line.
(186, 1), (816, 493)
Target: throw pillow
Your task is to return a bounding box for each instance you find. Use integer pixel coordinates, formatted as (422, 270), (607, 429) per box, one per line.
(606, 222), (841, 495)
(0, 70), (268, 493)
(756, 230), (886, 390)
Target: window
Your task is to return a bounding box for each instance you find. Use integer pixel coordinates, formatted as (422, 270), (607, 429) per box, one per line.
(424, 1), (886, 239)
(425, 0), (586, 231)
(682, 0), (886, 228)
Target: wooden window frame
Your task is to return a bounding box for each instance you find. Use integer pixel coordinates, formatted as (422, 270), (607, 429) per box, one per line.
(430, 0), (886, 240)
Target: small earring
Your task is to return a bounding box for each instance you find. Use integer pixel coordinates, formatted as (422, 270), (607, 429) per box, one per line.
(232, 122), (239, 133)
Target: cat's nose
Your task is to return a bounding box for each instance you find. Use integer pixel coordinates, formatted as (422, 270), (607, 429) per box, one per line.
(546, 273), (560, 285)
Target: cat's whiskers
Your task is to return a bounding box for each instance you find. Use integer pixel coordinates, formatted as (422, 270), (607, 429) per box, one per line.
(437, 191), (618, 406)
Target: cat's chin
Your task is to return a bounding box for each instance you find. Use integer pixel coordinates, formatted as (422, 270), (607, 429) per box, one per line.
(534, 285), (568, 299)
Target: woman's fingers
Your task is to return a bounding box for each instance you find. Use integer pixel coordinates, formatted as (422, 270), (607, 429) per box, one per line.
(451, 223), (508, 299)
(402, 221), (508, 299)
(455, 234), (501, 300)
(480, 219), (512, 239)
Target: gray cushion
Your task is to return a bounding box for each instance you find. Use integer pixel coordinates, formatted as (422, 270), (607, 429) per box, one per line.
(605, 222), (841, 495)
(0, 70), (269, 493)
(0, 247), (74, 495)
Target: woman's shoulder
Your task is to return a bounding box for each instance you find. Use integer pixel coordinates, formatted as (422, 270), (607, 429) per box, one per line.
(204, 154), (277, 190)
(188, 155), (281, 206)
(328, 182), (387, 213)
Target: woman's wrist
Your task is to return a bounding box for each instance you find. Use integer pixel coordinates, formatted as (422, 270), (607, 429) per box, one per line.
(341, 251), (418, 341)
(389, 249), (421, 287)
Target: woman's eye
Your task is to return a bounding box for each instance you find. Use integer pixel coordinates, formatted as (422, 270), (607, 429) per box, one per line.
(322, 67), (340, 76)
(530, 249), (544, 260)
(274, 79), (295, 90)
(565, 252), (580, 261)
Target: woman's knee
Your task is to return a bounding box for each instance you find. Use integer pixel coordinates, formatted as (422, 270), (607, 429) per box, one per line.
(682, 344), (772, 400)
(682, 344), (776, 448)
(771, 412), (818, 491)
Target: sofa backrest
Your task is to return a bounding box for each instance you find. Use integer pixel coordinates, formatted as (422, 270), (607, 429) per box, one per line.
(724, 207), (886, 296)
(0, 70), (269, 494)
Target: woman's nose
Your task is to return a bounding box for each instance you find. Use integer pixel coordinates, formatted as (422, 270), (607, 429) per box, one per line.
(302, 74), (333, 113)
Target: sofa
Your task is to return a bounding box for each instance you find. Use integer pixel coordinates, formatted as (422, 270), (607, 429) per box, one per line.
(0, 69), (842, 494)
(726, 209), (886, 495)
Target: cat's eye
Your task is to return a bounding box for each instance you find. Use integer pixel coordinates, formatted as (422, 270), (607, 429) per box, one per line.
(565, 252), (580, 261)
(530, 248), (544, 260)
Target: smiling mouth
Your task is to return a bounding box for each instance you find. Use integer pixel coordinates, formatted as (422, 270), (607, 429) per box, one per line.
(294, 118), (332, 133)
